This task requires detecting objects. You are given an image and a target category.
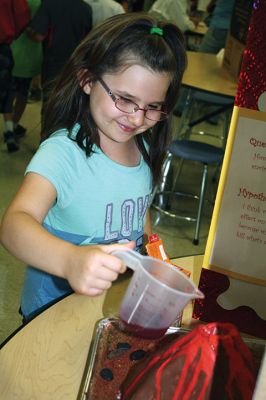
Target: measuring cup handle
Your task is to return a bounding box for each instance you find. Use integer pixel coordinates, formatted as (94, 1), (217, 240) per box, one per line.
(111, 249), (143, 272)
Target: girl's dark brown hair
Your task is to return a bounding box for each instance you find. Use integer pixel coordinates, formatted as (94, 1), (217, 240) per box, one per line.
(42, 12), (187, 184)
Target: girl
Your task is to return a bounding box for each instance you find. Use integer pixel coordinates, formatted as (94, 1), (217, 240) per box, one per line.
(0, 13), (187, 322)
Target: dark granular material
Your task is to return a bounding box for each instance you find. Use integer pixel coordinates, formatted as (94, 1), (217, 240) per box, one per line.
(85, 320), (183, 400)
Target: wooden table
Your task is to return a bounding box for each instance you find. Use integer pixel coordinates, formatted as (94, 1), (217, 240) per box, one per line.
(183, 51), (238, 98)
(185, 22), (208, 48)
(0, 255), (203, 400)
(194, 22), (208, 36)
(178, 51), (238, 139)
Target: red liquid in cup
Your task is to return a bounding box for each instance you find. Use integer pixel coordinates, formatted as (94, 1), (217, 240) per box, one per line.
(120, 319), (168, 339)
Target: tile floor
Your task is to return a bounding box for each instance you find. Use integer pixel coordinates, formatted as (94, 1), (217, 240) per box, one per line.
(0, 101), (41, 344)
(0, 98), (224, 344)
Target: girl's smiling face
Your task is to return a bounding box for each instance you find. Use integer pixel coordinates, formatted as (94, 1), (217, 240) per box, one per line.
(84, 64), (171, 149)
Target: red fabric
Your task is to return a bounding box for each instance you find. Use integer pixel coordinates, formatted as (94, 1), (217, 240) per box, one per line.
(193, 268), (266, 339)
(193, 0), (266, 341)
(0, 0), (30, 44)
(235, 0), (266, 110)
(121, 323), (257, 400)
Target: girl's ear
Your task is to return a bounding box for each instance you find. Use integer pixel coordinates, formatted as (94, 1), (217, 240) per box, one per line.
(77, 69), (92, 95)
(82, 82), (92, 95)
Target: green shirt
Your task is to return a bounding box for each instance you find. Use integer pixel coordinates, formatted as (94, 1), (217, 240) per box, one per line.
(11, 0), (43, 78)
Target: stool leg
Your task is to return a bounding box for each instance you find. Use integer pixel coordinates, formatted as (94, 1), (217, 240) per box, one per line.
(178, 88), (194, 139)
(212, 163), (221, 185)
(222, 108), (231, 149)
(193, 164), (208, 245)
(151, 152), (173, 226)
(162, 157), (185, 211)
(172, 158), (184, 193)
(154, 152), (173, 207)
(151, 152), (173, 208)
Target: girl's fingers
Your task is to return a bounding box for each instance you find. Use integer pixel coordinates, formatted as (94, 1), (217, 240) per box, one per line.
(86, 287), (105, 296)
(84, 278), (112, 293)
(91, 265), (119, 282)
(97, 241), (135, 273)
(99, 240), (135, 255)
(90, 252), (126, 274)
(93, 278), (113, 290)
(75, 274), (113, 295)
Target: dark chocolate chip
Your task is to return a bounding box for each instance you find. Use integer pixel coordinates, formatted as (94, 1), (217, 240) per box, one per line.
(130, 349), (147, 361)
(100, 368), (114, 381)
(117, 342), (131, 350)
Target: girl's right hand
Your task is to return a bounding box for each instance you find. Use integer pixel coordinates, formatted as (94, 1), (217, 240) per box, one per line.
(64, 241), (135, 296)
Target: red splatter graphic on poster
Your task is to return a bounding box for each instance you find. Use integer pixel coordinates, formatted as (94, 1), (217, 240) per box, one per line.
(235, 0), (266, 109)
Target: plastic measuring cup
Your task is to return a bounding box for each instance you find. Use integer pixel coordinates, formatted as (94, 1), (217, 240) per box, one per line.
(112, 249), (204, 339)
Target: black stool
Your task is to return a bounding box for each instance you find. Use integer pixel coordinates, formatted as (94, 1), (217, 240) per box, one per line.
(178, 88), (233, 148)
(152, 139), (224, 245)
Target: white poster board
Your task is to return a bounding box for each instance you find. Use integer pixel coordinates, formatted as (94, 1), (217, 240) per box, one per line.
(204, 106), (266, 286)
(201, 106), (266, 321)
(209, 107), (266, 284)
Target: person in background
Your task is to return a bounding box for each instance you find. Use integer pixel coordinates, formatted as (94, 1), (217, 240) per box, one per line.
(130, 0), (145, 11)
(143, 0), (155, 11)
(199, 0), (235, 53)
(84, 0), (125, 27)
(196, 0), (235, 124)
(116, 0), (141, 12)
(174, 0), (235, 119)
(27, 75), (42, 102)
(0, 0), (30, 152)
(10, 0), (43, 141)
(148, 0), (199, 33)
(27, 0), (93, 122)
(0, 13), (187, 323)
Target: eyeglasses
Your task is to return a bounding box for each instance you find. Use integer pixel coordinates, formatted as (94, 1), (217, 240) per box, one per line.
(98, 77), (168, 122)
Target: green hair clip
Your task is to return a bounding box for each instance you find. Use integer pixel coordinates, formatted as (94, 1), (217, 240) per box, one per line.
(150, 27), (163, 36)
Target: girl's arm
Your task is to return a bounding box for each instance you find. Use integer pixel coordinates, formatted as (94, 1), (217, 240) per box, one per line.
(0, 173), (135, 296)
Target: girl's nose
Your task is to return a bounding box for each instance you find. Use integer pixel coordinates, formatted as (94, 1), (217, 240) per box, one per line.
(127, 109), (146, 126)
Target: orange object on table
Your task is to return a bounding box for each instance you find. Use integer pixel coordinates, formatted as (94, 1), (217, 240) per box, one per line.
(145, 234), (191, 278)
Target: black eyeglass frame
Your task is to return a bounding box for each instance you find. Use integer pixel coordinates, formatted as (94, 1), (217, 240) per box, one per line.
(98, 77), (169, 122)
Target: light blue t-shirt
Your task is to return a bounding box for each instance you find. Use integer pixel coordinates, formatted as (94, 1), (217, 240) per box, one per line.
(21, 125), (152, 320)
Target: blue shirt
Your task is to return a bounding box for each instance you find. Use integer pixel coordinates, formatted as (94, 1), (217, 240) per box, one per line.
(21, 125), (152, 319)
